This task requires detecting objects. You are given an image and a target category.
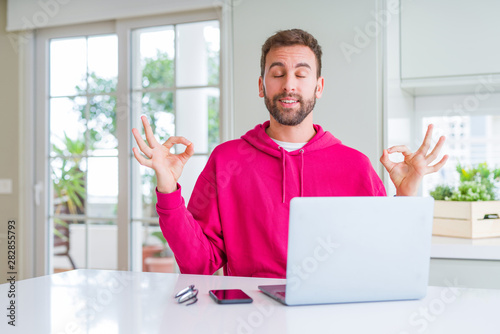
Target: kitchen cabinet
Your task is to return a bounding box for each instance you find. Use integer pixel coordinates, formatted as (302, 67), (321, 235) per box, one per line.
(400, 0), (500, 95)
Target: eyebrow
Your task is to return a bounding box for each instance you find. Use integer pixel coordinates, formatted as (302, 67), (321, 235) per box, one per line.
(268, 62), (311, 71)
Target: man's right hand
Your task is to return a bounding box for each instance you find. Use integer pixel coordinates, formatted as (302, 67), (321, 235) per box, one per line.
(132, 115), (194, 194)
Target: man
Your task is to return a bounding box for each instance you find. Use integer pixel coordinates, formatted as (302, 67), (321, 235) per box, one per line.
(132, 29), (447, 278)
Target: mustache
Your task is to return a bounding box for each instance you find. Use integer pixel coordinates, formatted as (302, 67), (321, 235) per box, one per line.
(272, 93), (302, 102)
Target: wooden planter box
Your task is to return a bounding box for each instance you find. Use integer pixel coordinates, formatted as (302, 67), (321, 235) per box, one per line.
(433, 200), (500, 238)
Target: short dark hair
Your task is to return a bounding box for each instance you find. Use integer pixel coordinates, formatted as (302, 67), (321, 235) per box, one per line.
(260, 29), (322, 78)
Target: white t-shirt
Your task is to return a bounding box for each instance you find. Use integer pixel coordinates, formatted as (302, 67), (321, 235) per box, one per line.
(271, 138), (307, 152)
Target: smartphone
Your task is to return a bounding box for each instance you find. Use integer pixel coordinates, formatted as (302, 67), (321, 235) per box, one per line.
(209, 289), (253, 304)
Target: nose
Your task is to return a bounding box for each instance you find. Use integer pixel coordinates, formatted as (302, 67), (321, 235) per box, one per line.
(282, 75), (297, 93)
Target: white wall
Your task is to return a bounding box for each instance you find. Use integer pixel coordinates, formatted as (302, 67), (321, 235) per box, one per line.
(385, 0), (414, 195)
(400, 0), (500, 80)
(0, 0), (19, 284)
(232, 0), (385, 173)
(6, 0), (215, 31)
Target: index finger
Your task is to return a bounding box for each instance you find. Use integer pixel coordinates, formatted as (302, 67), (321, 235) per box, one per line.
(131, 127), (153, 157)
(417, 124), (433, 155)
(141, 115), (160, 147)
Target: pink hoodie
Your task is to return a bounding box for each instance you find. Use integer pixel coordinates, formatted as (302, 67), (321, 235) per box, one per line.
(156, 121), (386, 278)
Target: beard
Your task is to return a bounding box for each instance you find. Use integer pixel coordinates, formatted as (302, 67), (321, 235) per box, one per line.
(264, 88), (316, 126)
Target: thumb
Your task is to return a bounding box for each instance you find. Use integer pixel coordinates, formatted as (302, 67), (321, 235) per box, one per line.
(380, 149), (396, 172)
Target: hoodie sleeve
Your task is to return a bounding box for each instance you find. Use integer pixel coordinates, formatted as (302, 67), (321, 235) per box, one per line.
(356, 152), (387, 197)
(156, 171), (226, 275)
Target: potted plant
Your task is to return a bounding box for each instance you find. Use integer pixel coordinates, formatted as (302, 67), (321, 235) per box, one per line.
(52, 134), (86, 270)
(141, 242), (163, 272)
(143, 231), (176, 273)
(430, 163), (500, 238)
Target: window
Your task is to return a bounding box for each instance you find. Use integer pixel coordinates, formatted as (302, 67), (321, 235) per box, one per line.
(36, 11), (222, 275)
(49, 33), (119, 272)
(131, 21), (220, 217)
(417, 98), (500, 198)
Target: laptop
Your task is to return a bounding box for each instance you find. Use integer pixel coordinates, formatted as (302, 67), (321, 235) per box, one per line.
(259, 196), (434, 306)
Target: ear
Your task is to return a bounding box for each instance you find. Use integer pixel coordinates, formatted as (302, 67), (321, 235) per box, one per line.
(315, 76), (324, 98)
(258, 76), (265, 98)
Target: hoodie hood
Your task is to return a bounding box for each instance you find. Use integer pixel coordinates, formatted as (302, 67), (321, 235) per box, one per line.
(241, 121), (342, 203)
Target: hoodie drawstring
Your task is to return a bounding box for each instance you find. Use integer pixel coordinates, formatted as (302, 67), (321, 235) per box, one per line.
(280, 147), (286, 203)
(280, 147), (305, 203)
(299, 149), (304, 197)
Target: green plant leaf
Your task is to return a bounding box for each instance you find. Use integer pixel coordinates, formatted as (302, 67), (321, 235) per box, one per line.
(431, 162), (499, 201)
(430, 185), (454, 200)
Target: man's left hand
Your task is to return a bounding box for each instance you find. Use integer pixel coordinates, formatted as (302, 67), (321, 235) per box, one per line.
(380, 124), (448, 196)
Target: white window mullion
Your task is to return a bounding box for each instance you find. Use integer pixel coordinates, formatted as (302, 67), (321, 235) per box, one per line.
(173, 23), (178, 147)
(35, 30), (51, 277)
(114, 16), (144, 326)
(116, 19), (132, 271)
(219, 5), (234, 142)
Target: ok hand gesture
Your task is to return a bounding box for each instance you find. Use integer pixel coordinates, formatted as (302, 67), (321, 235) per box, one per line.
(380, 124), (448, 196)
(132, 116), (194, 194)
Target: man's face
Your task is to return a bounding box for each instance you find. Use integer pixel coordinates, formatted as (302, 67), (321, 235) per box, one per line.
(259, 45), (324, 126)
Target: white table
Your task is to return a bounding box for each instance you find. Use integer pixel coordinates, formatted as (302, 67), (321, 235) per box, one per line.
(1, 269), (500, 333)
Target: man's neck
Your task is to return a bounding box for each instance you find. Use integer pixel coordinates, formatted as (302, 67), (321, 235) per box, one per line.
(266, 116), (316, 143)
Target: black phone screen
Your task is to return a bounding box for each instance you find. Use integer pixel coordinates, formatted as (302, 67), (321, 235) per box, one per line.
(209, 289), (253, 304)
